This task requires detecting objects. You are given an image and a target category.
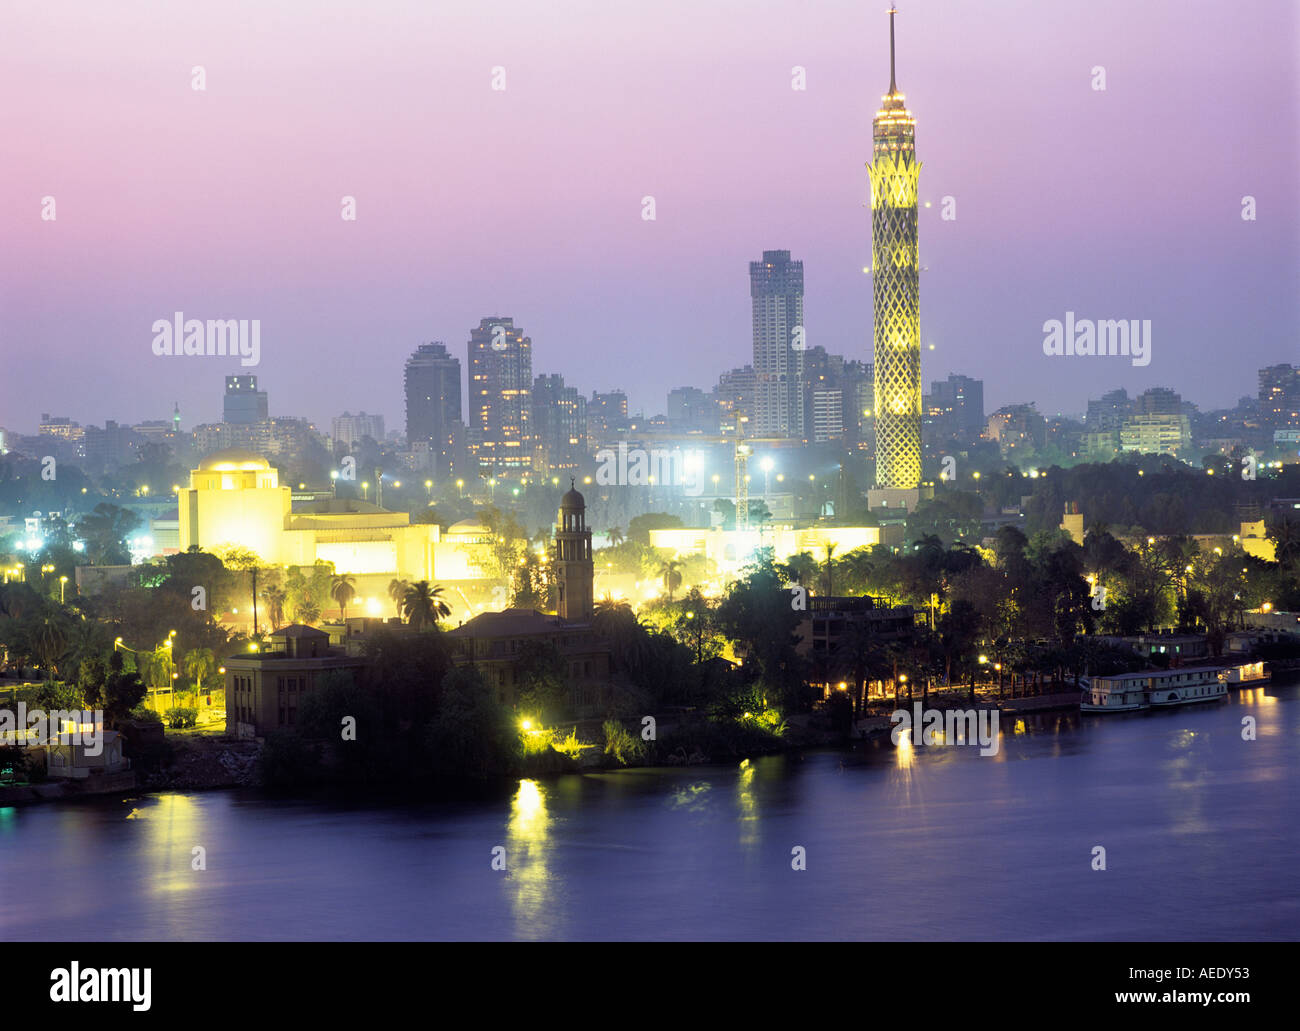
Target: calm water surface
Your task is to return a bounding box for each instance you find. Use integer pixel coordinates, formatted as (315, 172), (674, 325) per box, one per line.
(3, 681), (1298, 941)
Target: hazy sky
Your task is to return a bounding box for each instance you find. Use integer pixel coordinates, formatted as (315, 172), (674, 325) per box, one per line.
(2, 0), (1297, 435)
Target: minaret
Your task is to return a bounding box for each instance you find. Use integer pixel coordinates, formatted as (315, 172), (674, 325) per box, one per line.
(172, 401), (181, 434)
(868, 6), (922, 491)
(554, 478), (593, 621)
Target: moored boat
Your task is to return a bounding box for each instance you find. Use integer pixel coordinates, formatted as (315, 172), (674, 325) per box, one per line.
(1081, 664), (1229, 713)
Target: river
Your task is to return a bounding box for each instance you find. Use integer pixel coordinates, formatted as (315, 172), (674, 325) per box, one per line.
(3, 679), (1297, 941)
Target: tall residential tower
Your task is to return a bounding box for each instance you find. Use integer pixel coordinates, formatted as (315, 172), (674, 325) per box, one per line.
(868, 8), (923, 497)
(750, 249), (805, 438)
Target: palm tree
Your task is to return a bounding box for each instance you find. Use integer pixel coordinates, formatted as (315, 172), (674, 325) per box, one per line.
(330, 574), (357, 622)
(32, 615), (69, 679)
(402, 581), (452, 630)
(183, 647), (216, 699)
(823, 542), (838, 598)
(261, 585), (286, 630)
(659, 559), (684, 602)
(387, 578), (410, 618)
(607, 526), (625, 547)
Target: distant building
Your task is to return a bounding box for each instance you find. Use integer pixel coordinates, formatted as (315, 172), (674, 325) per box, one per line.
(467, 318), (532, 474)
(38, 414), (84, 443)
(1120, 413), (1191, 456)
(715, 366), (756, 435)
(223, 375), (268, 425)
(1259, 364), (1300, 430)
(750, 249), (805, 438)
(1134, 386), (1184, 416)
(986, 404), (1046, 459)
(587, 390), (629, 448)
(1086, 388), (1131, 432)
(668, 386), (716, 434)
(810, 388), (844, 442)
(404, 342), (462, 481)
(332, 411), (385, 450)
(531, 374), (586, 473)
(926, 374), (984, 444)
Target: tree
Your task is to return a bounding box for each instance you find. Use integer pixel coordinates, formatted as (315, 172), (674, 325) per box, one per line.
(103, 651), (146, 726)
(182, 647), (216, 696)
(513, 639), (570, 723)
(607, 526), (625, 547)
(659, 559), (684, 602)
(330, 574), (357, 621)
(31, 614), (69, 678)
(1267, 515), (1300, 569)
(402, 581), (452, 630)
(387, 578), (410, 618)
(261, 585), (287, 630)
(75, 504), (142, 566)
(427, 666), (520, 782)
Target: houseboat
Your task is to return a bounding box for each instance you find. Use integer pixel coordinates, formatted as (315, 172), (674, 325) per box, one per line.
(1220, 659), (1270, 688)
(1080, 665), (1229, 713)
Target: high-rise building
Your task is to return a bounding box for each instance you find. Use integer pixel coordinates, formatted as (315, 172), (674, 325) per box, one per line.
(404, 342), (462, 480)
(1135, 386), (1182, 416)
(332, 411), (386, 450)
(750, 250), (805, 438)
(223, 375), (268, 425)
(532, 373), (586, 473)
(1259, 364), (1300, 430)
(715, 365), (756, 435)
(586, 390), (629, 448)
(987, 404), (1047, 459)
(929, 374), (984, 443)
(668, 386), (716, 434)
(869, 9), (922, 490)
(1086, 388), (1132, 432)
(810, 389), (844, 443)
(467, 318), (532, 473)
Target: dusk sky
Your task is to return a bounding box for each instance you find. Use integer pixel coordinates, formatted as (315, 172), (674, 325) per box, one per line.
(2, 0), (1296, 435)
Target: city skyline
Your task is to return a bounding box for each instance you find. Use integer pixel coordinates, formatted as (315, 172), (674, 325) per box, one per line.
(3, 0), (1296, 433)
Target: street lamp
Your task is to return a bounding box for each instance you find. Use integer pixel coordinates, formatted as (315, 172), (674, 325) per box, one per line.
(760, 456), (774, 498)
(330, 470), (339, 497)
(425, 479), (433, 498)
(59, 575), (68, 603)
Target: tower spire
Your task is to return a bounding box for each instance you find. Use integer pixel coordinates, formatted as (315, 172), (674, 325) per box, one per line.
(889, 6), (898, 94)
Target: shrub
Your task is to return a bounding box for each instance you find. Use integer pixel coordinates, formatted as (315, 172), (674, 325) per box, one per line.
(602, 719), (645, 766)
(164, 707), (198, 729)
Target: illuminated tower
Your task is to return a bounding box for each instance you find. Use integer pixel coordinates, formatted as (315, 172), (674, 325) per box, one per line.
(869, 7), (922, 490)
(554, 479), (593, 622)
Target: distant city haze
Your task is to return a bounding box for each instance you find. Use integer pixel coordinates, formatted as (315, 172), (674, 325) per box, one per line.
(2, 0), (1296, 433)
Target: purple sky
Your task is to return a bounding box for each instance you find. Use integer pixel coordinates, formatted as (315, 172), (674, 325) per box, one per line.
(2, 0), (1297, 436)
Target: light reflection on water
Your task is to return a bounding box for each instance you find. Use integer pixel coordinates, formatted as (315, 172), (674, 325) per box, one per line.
(1, 682), (1297, 941)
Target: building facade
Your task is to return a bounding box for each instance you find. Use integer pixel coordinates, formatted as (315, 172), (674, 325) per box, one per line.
(404, 342), (463, 481)
(750, 249), (805, 438)
(223, 375), (268, 425)
(467, 318), (532, 474)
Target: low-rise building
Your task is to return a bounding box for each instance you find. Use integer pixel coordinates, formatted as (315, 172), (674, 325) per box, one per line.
(222, 625), (366, 738)
(445, 609), (612, 713)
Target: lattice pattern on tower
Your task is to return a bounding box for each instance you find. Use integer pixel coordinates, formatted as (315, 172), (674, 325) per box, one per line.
(868, 148), (921, 489)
